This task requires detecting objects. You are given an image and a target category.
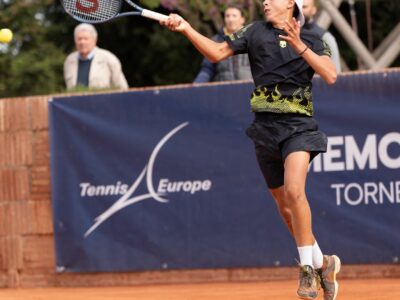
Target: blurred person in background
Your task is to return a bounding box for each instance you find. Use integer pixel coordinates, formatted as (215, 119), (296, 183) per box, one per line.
(302, 0), (342, 72)
(193, 5), (253, 83)
(64, 23), (129, 90)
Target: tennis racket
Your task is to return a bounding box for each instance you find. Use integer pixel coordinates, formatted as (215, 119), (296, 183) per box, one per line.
(61, 0), (168, 24)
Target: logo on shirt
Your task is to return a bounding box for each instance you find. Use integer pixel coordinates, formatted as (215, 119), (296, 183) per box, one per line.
(228, 23), (254, 41)
(280, 40), (287, 48)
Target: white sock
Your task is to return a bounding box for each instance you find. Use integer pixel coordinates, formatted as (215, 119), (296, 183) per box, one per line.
(297, 245), (313, 267)
(312, 240), (324, 269)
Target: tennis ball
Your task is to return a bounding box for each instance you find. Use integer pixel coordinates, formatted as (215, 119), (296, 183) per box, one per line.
(0, 28), (13, 44)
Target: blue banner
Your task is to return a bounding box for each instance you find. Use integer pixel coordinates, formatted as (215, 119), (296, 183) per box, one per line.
(49, 70), (400, 272)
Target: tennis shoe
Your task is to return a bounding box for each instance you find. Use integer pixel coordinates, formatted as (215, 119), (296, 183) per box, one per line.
(318, 255), (341, 300)
(297, 265), (320, 299)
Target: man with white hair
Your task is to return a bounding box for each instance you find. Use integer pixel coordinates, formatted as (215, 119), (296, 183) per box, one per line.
(161, 0), (340, 299)
(64, 23), (128, 90)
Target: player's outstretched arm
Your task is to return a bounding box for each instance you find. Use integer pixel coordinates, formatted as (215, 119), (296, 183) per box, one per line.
(280, 18), (337, 85)
(160, 14), (233, 63)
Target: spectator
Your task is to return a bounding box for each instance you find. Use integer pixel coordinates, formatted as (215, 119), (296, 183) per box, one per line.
(193, 5), (252, 83)
(64, 23), (129, 90)
(303, 0), (342, 72)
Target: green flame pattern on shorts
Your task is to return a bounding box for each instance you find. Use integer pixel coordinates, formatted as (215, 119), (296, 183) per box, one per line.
(251, 84), (313, 116)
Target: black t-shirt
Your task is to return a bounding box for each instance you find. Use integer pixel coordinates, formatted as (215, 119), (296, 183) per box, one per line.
(225, 21), (331, 116)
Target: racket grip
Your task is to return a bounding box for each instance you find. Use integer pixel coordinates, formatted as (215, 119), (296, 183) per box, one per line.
(142, 9), (168, 21)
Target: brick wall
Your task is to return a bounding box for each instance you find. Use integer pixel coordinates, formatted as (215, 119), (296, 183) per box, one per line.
(0, 96), (53, 288)
(0, 94), (399, 288)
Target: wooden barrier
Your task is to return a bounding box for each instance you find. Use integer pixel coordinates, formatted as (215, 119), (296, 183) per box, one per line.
(0, 89), (399, 288)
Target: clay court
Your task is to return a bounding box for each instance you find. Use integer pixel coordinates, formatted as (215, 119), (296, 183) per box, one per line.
(1, 278), (399, 300)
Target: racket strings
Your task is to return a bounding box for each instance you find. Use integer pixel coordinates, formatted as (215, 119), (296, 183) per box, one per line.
(62, 0), (121, 22)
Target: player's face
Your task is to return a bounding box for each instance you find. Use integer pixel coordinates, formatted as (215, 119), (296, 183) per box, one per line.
(263, 0), (294, 24)
(302, 0), (317, 21)
(224, 8), (245, 34)
(75, 30), (97, 58)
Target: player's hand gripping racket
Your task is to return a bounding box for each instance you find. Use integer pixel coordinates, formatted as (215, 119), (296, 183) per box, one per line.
(61, 0), (168, 24)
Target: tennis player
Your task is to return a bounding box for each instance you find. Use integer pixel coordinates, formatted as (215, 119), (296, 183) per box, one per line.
(161, 0), (340, 299)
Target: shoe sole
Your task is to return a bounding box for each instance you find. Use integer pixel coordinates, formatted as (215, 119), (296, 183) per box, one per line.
(297, 296), (317, 300)
(330, 255), (341, 300)
(296, 285), (318, 299)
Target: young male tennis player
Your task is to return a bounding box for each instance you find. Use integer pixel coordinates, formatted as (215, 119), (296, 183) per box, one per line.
(161, 1), (340, 299)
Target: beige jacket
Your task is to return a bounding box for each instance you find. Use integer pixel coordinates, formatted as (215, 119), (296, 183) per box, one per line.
(64, 48), (129, 90)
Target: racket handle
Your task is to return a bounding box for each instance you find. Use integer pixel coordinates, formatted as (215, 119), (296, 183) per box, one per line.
(142, 9), (168, 21)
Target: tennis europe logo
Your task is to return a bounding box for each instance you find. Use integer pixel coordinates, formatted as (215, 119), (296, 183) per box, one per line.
(83, 122), (212, 238)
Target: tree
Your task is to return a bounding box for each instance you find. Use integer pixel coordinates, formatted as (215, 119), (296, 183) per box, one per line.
(0, 0), (66, 97)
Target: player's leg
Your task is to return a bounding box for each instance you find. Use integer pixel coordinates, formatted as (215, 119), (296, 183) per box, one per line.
(270, 186), (294, 236)
(284, 151), (320, 299)
(283, 151), (341, 300)
(253, 142), (314, 272)
(283, 151), (313, 246)
(257, 148), (296, 238)
(270, 189), (324, 271)
(271, 187), (327, 274)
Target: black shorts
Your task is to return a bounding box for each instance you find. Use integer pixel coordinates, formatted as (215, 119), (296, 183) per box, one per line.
(246, 112), (327, 189)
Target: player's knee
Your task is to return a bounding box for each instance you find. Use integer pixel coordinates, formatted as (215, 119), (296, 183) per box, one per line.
(284, 184), (306, 204)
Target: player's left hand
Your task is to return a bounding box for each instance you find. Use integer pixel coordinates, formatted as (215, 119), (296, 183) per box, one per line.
(279, 17), (307, 55)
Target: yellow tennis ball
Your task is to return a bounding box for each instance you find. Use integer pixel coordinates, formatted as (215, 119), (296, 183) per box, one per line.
(0, 28), (13, 44)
